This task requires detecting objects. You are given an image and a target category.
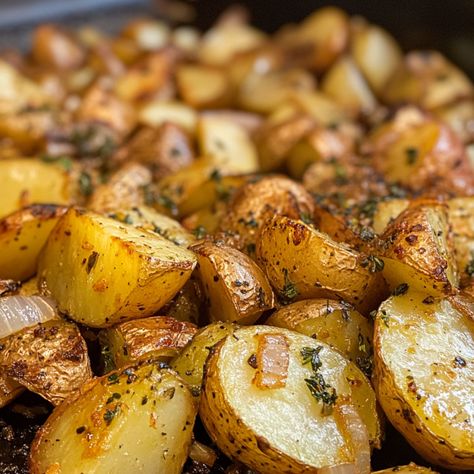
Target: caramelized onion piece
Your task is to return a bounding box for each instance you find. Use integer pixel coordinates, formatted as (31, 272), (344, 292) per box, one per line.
(189, 441), (217, 467)
(252, 333), (289, 389)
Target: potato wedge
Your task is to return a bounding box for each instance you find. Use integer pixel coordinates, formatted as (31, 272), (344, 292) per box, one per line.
(138, 100), (197, 133)
(373, 464), (438, 474)
(0, 159), (72, 218)
(104, 316), (197, 367)
(257, 215), (387, 314)
(218, 175), (315, 255)
(267, 299), (374, 376)
(374, 291), (474, 469)
(200, 325), (381, 473)
(190, 241), (274, 324)
(0, 204), (67, 281)
(37, 208), (197, 327)
(0, 319), (92, 405)
(30, 362), (197, 474)
(170, 322), (237, 394)
(380, 201), (458, 296)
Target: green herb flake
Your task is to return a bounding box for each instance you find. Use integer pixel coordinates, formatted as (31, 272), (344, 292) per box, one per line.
(280, 269), (298, 302)
(360, 255), (384, 273)
(192, 226), (207, 239)
(41, 154), (73, 171)
(300, 212), (313, 225)
(79, 171), (93, 196)
(380, 310), (390, 327)
(405, 147), (419, 165)
(465, 255), (474, 277)
(392, 283), (409, 296)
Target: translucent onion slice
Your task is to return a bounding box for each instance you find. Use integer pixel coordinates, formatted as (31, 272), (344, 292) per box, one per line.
(0, 296), (58, 339)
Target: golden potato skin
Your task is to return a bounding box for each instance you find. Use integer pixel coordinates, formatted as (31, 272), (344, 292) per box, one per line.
(170, 322), (236, 395)
(266, 299), (373, 375)
(200, 326), (381, 473)
(380, 201), (458, 296)
(218, 175), (315, 255)
(30, 363), (197, 474)
(0, 204), (68, 281)
(190, 241), (275, 324)
(0, 319), (92, 405)
(105, 316), (197, 367)
(37, 208), (197, 327)
(372, 464), (438, 474)
(257, 215), (387, 314)
(374, 291), (474, 469)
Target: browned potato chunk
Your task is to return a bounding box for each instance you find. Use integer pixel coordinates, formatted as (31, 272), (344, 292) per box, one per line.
(0, 204), (67, 281)
(104, 316), (196, 368)
(38, 208), (197, 327)
(30, 362), (197, 474)
(372, 199), (409, 235)
(433, 99), (474, 144)
(200, 325), (381, 473)
(380, 201), (458, 296)
(267, 299), (374, 376)
(218, 175), (315, 255)
(257, 215), (387, 314)
(190, 241), (274, 324)
(0, 375), (24, 408)
(0, 319), (92, 405)
(138, 100), (197, 133)
(373, 464), (439, 474)
(374, 291), (474, 469)
(162, 278), (202, 324)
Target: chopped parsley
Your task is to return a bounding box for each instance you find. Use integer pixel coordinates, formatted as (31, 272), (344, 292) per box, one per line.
(41, 154), (73, 171)
(280, 269), (298, 303)
(380, 310), (390, 327)
(79, 171), (93, 196)
(360, 255), (384, 273)
(192, 226), (207, 239)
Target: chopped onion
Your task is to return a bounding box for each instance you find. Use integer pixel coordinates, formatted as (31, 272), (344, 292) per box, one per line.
(318, 463), (357, 474)
(333, 397), (371, 474)
(253, 333), (289, 389)
(0, 296), (58, 339)
(189, 441), (217, 467)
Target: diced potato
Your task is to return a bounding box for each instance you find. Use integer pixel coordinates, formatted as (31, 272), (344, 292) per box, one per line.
(170, 322), (236, 395)
(0, 159), (73, 218)
(372, 199), (409, 234)
(190, 241), (275, 324)
(380, 201), (458, 296)
(267, 299), (374, 375)
(176, 64), (232, 109)
(138, 100), (197, 133)
(200, 325), (381, 473)
(104, 316), (196, 367)
(321, 56), (377, 115)
(198, 115), (259, 174)
(373, 464), (438, 474)
(122, 19), (171, 51)
(108, 206), (195, 247)
(0, 319), (92, 405)
(37, 208), (197, 327)
(0, 204), (67, 281)
(433, 99), (474, 144)
(256, 215), (387, 314)
(162, 278), (202, 324)
(374, 291), (474, 469)
(352, 24), (402, 94)
(30, 362), (197, 474)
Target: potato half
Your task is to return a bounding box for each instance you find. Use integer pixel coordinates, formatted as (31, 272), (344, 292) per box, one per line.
(37, 208), (197, 327)
(267, 299), (373, 376)
(200, 325), (381, 473)
(0, 204), (67, 281)
(257, 215), (387, 314)
(374, 291), (474, 469)
(190, 241), (275, 324)
(30, 362), (197, 474)
(104, 316), (197, 367)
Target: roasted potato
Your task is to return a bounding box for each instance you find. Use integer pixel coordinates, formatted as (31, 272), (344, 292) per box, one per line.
(374, 291), (474, 469)
(257, 215), (387, 314)
(372, 199), (409, 235)
(30, 362), (197, 474)
(380, 201), (458, 296)
(190, 241), (275, 324)
(161, 278), (203, 324)
(0, 319), (92, 405)
(0, 279), (20, 297)
(37, 208), (197, 327)
(0, 375), (24, 408)
(104, 316), (197, 367)
(170, 322), (237, 394)
(267, 299), (374, 376)
(200, 325), (381, 473)
(0, 204), (67, 281)
(373, 464), (438, 474)
(0, 159), (73, 218)
(218, 175), (315, 255)
(138, 100), (197, 133)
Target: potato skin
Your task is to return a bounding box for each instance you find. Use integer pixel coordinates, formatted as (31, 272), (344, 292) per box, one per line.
(200, 325), (381, 473)
(0, 204), (68, 281)
(190, 241), (275, 324)
(30, 363), (197, 474)
(257, 215), (387, 314)
(0, 319), (92, 405)
(38, 208), (197, 327)
(373, 464), (438, 474)
(373, 292), (474, 469)
(105, 316), (197, 367)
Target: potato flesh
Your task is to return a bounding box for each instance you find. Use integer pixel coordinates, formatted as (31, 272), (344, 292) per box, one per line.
(38, 209), (196, 327)
(0, 205), (67, 281)
(374, 292), (474, 469)
(30, 365), (197, 474)
(200, 326), (380, 472)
